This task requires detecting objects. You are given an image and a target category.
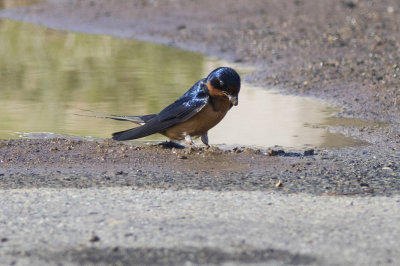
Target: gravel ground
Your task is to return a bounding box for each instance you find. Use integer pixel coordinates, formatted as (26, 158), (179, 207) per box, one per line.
(0, 138), (399, 196)
(0, 0), (400, 265)
(1, 188), (399, 265)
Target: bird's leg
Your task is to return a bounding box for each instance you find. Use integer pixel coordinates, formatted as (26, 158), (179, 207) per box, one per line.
(201, 132), (210, 147)
(184, 134), (196, 147)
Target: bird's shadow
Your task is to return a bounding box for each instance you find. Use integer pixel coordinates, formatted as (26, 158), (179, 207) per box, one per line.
(157, 141), (186, 149)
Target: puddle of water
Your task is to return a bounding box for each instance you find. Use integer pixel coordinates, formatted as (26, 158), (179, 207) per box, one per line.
(0, 0), (43, 9)
(210, 88), (367, 149)
(0, 19), (368, 149)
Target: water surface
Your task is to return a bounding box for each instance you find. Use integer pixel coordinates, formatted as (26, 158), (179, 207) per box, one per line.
(0, 19), (366, 149)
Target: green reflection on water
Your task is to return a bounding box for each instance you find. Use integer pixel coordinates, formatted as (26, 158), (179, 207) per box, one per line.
(0, 0), (43, 9)
(0, 19), (206, 138)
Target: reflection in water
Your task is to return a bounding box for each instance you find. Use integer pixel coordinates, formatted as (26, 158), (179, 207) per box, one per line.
(0, 18), (204, 138)
(0, 19), (366, 149)
(0, 0), (43, 9)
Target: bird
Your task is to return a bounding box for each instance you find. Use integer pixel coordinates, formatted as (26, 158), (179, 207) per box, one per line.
(80, 67), (241, 146)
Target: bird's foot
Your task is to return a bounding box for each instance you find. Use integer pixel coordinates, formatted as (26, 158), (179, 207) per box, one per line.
(201, 132), (210, 148)
(184, 134), (200, 148)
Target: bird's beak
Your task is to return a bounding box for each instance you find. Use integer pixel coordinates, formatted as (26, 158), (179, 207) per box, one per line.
(227, 95), (238, 106)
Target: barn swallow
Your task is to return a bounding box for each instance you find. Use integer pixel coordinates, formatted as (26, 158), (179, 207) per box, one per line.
(81, 67), (241, 146)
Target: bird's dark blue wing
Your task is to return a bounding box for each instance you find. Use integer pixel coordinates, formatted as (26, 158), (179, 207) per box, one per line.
(157, 79), (209, 121)
(112, 79), (209, 140)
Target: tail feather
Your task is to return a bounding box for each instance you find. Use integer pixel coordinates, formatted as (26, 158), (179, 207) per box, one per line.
(112, 117), (177, 141)
(76, 109), (164, 141)
(112, 127), (148, 141)
(75, 109), (156, 124)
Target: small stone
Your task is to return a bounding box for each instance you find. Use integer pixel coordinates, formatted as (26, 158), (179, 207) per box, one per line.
(267, 149), (285, 156)
(176, 24), (186, 30)
(304, 149), (314, 156)
(115, 171), (125, 175)
(89, 234), (100, 242)
(343, 1), (356, 8)
(232, 147), (242, 153)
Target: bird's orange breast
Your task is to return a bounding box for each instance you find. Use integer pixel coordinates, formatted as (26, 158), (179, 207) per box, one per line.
(162, 95), (231, 141)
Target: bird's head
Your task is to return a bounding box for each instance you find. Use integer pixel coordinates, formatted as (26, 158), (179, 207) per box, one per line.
(206, 67), (241, 106)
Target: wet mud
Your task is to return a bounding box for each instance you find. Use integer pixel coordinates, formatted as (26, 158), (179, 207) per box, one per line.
(0, 138), (398, 195)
